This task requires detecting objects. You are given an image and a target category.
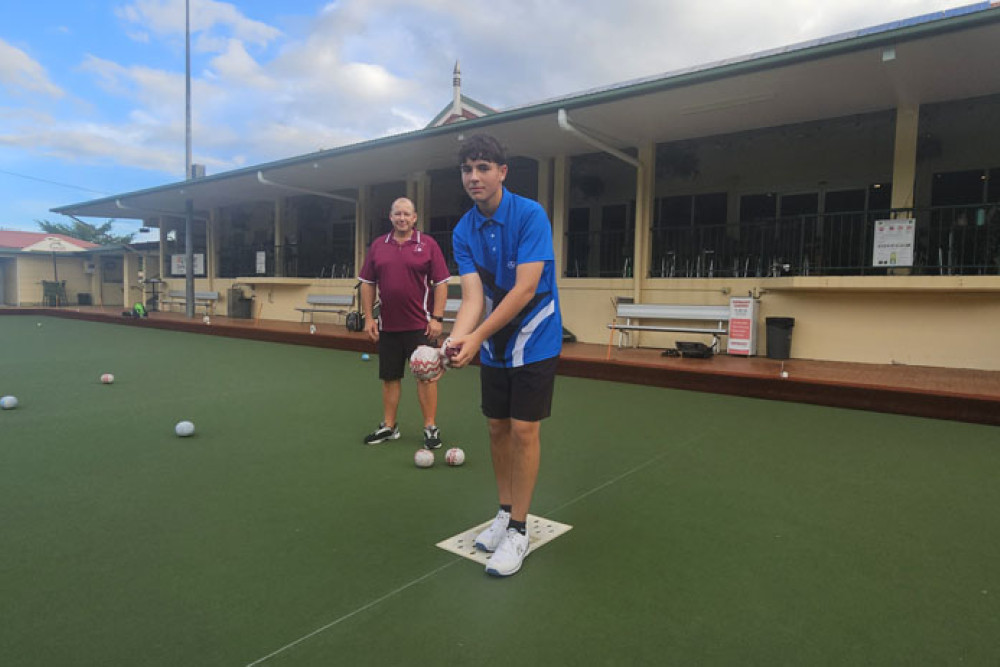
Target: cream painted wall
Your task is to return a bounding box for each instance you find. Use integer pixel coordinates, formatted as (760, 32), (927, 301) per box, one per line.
(558, 275), (1000, 371)
(15, 255), (92, 306)
(758, 283), (1000, 369)
(160, 277), (357, 323)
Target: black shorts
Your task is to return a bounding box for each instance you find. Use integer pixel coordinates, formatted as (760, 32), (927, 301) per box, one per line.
(378, 330), (430, 381)
(480, 356), (559, 422)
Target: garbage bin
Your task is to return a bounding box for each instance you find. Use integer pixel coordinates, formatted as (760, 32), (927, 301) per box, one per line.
(77, 293), (92, 306)
(765, 317), (795, 360)
(227, 288), (253, 319)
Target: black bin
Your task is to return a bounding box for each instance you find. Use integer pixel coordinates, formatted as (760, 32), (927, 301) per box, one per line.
(227, 288), (253, 319)
(765, 317), (795, 360)
(77, 293), (93, 306)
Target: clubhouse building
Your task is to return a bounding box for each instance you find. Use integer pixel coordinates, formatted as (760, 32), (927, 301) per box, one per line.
(54, 3), (1000, 370)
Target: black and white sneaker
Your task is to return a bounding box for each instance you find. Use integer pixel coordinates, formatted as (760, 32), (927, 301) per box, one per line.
(423, 425), (442, 450)
(364, 422), (400, 445)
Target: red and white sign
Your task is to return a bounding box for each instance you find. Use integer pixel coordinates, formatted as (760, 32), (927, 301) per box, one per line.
(727, 297), (758, 356)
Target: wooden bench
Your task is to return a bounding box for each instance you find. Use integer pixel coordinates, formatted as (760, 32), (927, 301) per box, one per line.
(296, 294), (354, 323)
(442, 298), (462, 323)
(160, 290), (219, 315)
(607, 303), (730, 359)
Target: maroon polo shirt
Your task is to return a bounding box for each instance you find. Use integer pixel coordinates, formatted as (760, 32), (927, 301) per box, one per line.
(358, 231), (451, 332)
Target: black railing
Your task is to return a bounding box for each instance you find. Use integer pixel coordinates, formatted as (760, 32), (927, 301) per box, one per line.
(565, 204), (999, 278)
(217, 245), (354, 279)
(565, 228), (635, 278)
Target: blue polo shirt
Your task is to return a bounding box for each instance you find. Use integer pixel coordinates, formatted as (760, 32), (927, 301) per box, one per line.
(452, 188), (562, 368)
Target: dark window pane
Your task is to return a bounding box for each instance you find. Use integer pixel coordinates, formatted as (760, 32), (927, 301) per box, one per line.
(932, 170), (986, 206)
(693, 192), (727, 225)
(659, 195), (692, 226)
(569, 208), (589, 232)
(868, 183), (892, 211)
(780, 193), (818, 217)
(740, 193), (777, 222)
(566, 208), (590, 277)
(825, 189), (866, 213)
(988, 168), (1000, 203)
(602, 204), (628, 230)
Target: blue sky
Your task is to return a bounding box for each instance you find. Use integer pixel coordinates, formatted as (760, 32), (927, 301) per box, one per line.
(0, 0), (972, 242)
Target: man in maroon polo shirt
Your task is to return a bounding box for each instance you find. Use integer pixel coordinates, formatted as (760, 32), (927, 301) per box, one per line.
(358, 197), (452, 449)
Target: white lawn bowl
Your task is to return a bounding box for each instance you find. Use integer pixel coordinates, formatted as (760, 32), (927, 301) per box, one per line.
(445, 447), (465, 466)
(414, 449), (434, 468)
(409, 345), (444, 381)
(175, 420), (196, 437)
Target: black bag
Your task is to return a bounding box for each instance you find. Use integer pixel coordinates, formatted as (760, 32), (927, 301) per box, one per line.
(676, 341), (714, 358)
(345, 310), (364, 332)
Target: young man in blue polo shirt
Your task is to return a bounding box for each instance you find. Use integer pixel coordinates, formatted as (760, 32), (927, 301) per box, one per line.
(359, 197), (451, 449)
(446, 134), (562, 577)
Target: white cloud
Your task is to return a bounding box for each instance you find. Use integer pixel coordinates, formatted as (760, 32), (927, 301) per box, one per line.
(4, 0), (976, 187)
(0, 38), (64, 98)
(116, 0), (282, 51)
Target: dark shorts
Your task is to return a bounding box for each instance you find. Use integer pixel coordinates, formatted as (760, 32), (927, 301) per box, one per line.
(378, 330), (431, 381)
(480, 356), (559, 422)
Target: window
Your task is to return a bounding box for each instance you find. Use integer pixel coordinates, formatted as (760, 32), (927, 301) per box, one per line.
(739, 193), (777, 222)
(779, 193), (818, 217)
(600, 204), (633, 277)
(932, 170), (986, 206)
(657, 193), (726, 226)
(565, 208), (590, 277)
(825, 189), (866, 213)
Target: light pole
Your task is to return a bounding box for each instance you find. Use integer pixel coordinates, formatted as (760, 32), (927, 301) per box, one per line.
(184, 0), (194, 318)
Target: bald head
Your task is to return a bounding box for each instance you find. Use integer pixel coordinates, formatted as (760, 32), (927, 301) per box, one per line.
(390, 197), (418, 239)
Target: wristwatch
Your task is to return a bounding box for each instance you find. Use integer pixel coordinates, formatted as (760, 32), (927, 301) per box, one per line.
(431, 315), (444, 322)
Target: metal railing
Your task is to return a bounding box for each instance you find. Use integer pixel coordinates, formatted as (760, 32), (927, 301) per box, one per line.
(217, 244), (354, 279)
(564, 204), (999, 278)
(565, 228), (635, 278)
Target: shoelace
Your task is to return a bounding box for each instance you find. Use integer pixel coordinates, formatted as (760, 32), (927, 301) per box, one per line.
(497, 528), (526, 556)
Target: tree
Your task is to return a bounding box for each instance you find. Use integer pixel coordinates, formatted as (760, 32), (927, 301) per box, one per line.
(35, 219), (134, 246)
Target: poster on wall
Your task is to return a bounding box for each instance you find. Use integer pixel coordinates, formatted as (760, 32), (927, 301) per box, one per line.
(170, 253), (205, 276)
(727, 297), (758, 356)
(872, 219), (915, 267)
(256, 251), (267, 274)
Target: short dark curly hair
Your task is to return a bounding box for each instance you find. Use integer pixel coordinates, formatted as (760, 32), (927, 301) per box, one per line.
(457, 134), (507, 166)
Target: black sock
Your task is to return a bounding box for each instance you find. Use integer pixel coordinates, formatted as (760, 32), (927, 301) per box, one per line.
(500, 504), (512, 514)
(508, 518), (527, 535)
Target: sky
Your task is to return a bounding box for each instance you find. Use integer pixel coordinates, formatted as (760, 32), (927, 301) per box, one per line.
(0, 0), (976, 242)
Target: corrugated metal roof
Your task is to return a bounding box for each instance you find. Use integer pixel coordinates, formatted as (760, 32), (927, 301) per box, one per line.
(0, 230), (100, 251)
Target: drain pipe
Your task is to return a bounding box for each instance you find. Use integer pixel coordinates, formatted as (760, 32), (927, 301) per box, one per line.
(557, 108), (647, 301)
(557, 109), (641, 169)
(257, 171), (356, 203)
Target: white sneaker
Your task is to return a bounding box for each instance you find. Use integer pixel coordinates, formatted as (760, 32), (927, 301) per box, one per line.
(474, 509), (510, 552)
(485, 528), (530, 577)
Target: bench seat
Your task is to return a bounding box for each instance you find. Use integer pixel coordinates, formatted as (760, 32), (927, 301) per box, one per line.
(442, 298), (462, 323)
(160, 290), (219, 315)
(296, 294), (354, 323)
(607, 303), (730, 358)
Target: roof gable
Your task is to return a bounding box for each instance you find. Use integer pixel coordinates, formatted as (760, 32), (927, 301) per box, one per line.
(0, 230), (100, 252)
(427, 94), (496, 128)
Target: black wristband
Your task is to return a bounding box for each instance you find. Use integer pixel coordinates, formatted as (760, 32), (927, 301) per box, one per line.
(431, 315), (444, 322)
